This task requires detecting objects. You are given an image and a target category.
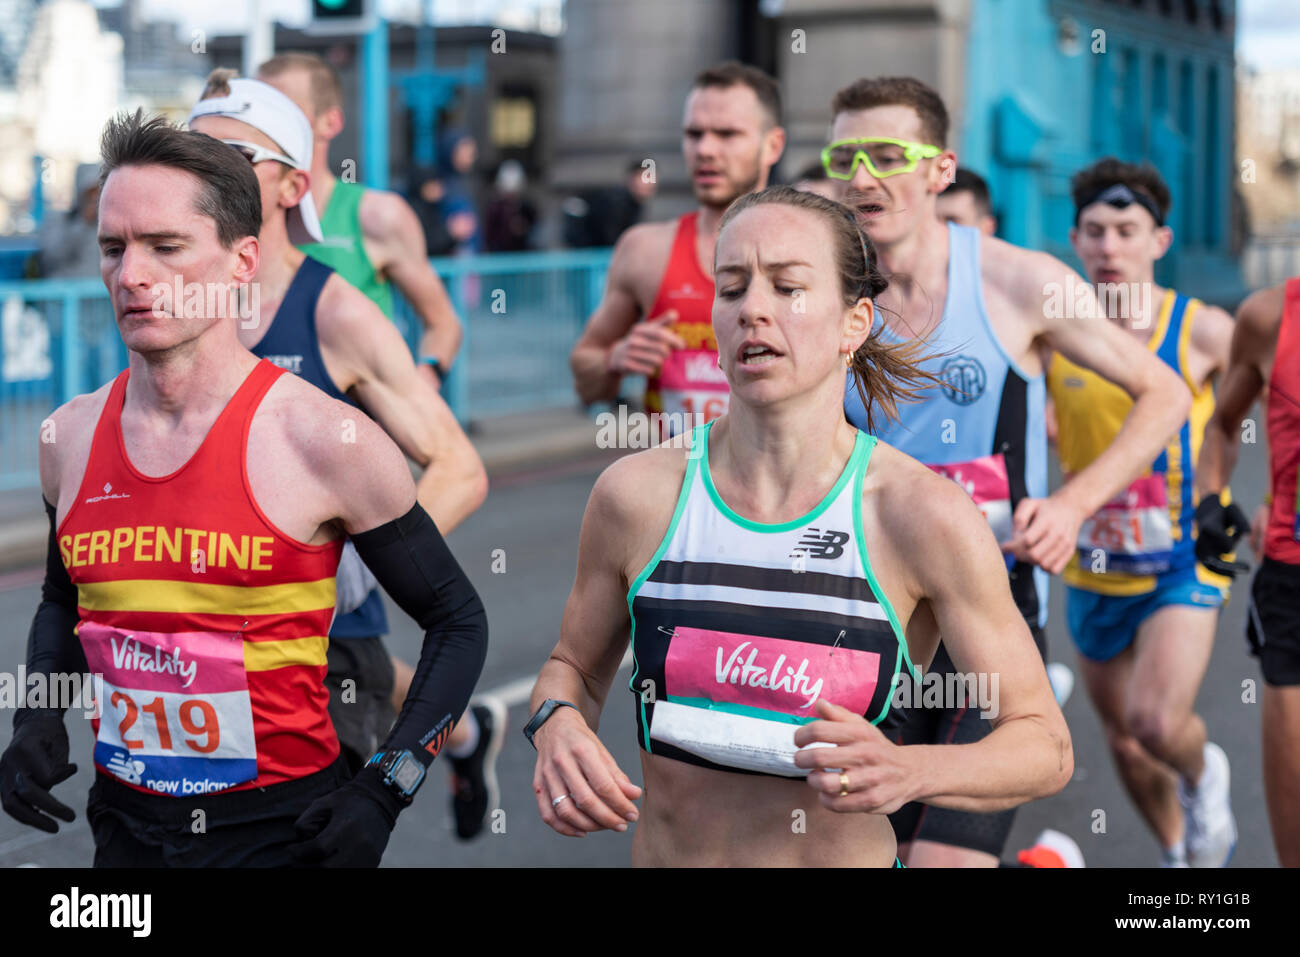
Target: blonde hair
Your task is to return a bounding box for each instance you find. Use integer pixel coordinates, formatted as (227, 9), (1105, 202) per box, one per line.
(717, 186), (942, 433)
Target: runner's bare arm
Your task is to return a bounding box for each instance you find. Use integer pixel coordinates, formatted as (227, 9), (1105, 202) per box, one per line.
(318, 278), (487, 533)
(1187, 302), (1236, 501)
(1028, 256), (1190, 515)
(361, 190), (464, 368)
(529, 451), (679, 835)
(1198, 285), (1283, 496)
(795, 461), (1070, 814)
(570, 224), (670, 404)
(905, 474), (1071, 810)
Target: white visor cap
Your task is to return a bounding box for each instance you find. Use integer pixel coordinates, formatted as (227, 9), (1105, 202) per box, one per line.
(188, 78), (324, 244)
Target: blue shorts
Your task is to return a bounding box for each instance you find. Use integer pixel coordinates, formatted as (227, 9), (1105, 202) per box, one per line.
(1066, 565), (1228, 663)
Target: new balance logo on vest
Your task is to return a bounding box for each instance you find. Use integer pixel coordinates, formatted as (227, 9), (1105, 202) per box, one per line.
(790, 528), (850, 560)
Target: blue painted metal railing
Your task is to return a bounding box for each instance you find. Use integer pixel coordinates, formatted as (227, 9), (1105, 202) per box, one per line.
(0, 248), (613, 491)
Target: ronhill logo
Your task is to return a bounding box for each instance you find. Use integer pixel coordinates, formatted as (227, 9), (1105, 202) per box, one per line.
(715, 641), (824, 709)
(790, 528), (849, 560)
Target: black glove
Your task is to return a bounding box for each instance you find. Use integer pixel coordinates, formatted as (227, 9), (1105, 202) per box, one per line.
(1194, 494), (1251, 578)
(0, 709), (78, 833)
(287, 765), (404, 867)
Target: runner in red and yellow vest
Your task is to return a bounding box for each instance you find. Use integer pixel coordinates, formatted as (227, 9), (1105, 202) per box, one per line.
(643, 212), (729, 438)
(59, 360), (343, 795)
(568, 63), (787, 439)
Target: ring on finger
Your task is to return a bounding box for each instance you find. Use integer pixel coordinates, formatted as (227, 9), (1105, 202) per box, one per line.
(839, 771), (850, 797)
(552, 793), (571, 808)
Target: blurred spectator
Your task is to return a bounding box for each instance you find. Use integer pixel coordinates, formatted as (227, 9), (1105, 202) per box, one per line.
(38, 163), (101, 277)
(440, 129), (482, 254)
(407, 166), (459, 257)
(562, 158), (657, 248)
(938, 167), (998, 236)
(484, 160), (537, 252)
(791, 160), (837, 200)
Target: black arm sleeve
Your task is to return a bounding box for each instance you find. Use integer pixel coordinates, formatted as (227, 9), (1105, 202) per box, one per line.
(15, 499), (87, 730)
(350, 503), (488, 767)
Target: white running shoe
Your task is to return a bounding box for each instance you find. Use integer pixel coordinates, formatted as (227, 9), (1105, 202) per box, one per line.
(1160, 844), (1189, 868)
(1016, 829), (1086, 868)
(1178, 742), (1237, 867)
(1046, 662), (1075, 707)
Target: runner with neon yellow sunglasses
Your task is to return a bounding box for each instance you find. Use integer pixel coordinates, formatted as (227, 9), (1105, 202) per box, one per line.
(821, 136), (943, 180)
(827, 76), (1190, 869)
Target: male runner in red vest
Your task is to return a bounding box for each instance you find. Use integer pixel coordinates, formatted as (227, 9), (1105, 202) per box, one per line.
(1197, 278), (1300, 867)
(570, 62), (785, 440)
(0, 111), (487, 866)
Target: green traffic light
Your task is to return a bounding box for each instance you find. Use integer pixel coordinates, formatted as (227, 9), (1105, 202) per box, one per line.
(319, 0), (349, 9)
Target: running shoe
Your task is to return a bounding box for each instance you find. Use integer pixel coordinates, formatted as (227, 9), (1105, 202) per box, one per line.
(1178, 742), (1236, 867)
(449, 699), (508, 840)
(1015, 829), (1085, 868)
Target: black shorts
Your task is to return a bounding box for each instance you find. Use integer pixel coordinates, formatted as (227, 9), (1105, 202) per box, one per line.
(325, 635), (397, 774)
(1246, 557), (1300, 686)
(87, 759), (350, 867)
(887, 624), (1047, 857)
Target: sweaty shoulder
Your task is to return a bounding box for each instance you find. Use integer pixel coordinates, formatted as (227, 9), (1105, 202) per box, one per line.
(978, 233), (1069, 315)
(42, 382), (115, 515)
(252, 372), (413, 536)
(357, 188), (420, 247)
(315, 273), (390, 355)
(587, 443), (690, 580)
(609, 220), (677, 298)
(863, 440), (997, 576)
(1236, 283), (1286, 337)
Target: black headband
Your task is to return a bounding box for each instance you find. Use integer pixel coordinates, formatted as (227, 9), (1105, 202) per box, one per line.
(1074, 182), (1164, 227)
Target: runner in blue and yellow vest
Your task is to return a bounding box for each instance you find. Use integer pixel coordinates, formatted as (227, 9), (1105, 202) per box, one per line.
(1050, 158), (1239, 868)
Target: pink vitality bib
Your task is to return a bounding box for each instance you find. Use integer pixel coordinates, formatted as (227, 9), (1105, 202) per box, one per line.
(1074, 473), (1174, 574)
(927, 452), (1015, 570)
(79, 621), (258, 795)
(665, 625), (879, 716)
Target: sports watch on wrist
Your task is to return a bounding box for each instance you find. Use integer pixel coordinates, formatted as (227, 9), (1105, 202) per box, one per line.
(365, 748), (427, 806)
(523, 698), (579, 749)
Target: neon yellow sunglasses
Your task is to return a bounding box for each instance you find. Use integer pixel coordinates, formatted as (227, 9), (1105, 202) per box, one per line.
(820, 137), (943, 180)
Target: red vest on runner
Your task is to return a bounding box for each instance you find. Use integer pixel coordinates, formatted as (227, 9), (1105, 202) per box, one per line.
(1265, 278), (1300, 564)
(644, 212), (728, 436)
(58, 359), (343, 796)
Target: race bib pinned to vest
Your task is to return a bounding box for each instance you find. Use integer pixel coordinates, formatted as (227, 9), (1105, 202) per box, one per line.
(1076, 474), (1175, 575)
(650, 625), (873, 776)
(78, 622), (258, 796)
(927, 453), (1015, 570)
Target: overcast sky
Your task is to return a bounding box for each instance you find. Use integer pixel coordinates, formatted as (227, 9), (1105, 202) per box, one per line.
(104, 0), (1299, 72)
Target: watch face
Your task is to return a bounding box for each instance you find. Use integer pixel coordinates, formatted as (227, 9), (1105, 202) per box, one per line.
(392, 757), (422, 793)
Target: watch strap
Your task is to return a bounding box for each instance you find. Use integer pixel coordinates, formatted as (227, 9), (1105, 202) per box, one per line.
(523, 699), (579, 749)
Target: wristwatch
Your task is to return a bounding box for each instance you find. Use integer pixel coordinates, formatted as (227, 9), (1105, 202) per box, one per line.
(523, 699), (579, 749)
(365, 748), (427, 806)
(420, 356), (444, 377)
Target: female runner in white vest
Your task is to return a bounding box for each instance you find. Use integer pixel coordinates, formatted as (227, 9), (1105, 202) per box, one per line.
(526, 186), (1071, 866)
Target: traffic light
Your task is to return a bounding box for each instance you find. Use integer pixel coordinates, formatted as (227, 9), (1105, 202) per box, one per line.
(309, 0), (374, 34)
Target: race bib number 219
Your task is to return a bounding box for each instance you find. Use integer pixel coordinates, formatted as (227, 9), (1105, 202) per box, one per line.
(78, 622), (257, 796)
